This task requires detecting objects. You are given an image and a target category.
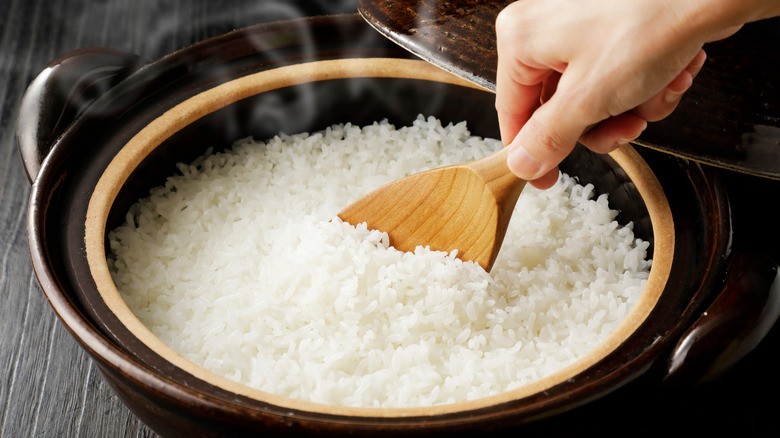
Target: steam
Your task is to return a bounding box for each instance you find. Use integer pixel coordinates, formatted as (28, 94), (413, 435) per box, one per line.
(58, 1), (360, 60)
(52, 1), (454, 142)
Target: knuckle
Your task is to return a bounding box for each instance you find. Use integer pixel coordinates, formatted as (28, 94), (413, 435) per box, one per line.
(633, 98), (677, 122)
(526, 116), (571, 155)
(495, 3), (522, 33)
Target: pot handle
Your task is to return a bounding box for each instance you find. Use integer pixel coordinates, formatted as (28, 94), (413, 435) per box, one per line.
(16, 47), (143, 183)
(663, 249), (780, 386)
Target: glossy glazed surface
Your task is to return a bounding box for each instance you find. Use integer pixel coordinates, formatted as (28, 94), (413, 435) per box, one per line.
(358, 0), (780, 179)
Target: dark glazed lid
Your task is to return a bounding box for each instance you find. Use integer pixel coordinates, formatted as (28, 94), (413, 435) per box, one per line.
(358, 0), (780, 180)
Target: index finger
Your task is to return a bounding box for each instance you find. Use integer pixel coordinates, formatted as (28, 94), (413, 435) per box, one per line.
(494, 58), (548, 146)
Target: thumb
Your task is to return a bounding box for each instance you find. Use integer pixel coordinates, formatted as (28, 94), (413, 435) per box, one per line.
(505, 94), (587, 182)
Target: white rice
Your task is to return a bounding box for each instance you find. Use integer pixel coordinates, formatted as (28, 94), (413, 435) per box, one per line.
(107, 115), (651, 408)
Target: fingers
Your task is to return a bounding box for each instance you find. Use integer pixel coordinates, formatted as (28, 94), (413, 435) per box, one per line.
(706, 24), (742, 42)
(527, 168), (561, 190)
(495, 78), (544, 146)
(685, 48), (708, 79)
(503, 48), (707, 183)
(496, 1), (588, 185)
(494, 3), (561, 146)
(540, 72), (561, 104)
(579, 113), (647, 154)
(494, 0), (718, 187)
(505, 88), (585, 182)
(632, 49), (706, 122)
(579, 49), (705, 154)
(494, 49), (551, 145)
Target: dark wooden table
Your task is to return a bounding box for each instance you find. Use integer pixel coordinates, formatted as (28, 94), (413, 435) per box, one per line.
(2, 0), (779, 436)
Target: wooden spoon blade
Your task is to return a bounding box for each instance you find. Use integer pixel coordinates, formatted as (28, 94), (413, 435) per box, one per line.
(338, 149), (525, 272)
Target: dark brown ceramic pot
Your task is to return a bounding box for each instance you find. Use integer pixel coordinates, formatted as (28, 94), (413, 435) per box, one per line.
(17, 14), (780, 438)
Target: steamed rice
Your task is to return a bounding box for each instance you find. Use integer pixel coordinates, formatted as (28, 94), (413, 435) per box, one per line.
(107, 115), (651, 408)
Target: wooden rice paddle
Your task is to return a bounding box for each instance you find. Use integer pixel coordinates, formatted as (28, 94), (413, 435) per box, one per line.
(338, 147), (526, 272)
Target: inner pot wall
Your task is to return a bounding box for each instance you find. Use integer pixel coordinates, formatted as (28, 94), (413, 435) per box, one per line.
(83, 58), (673, 417)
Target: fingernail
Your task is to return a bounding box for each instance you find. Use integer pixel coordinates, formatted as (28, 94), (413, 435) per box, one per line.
(664, 90), (684, 104)
(623, 120), (648, 143)
(507, 144), (542, 180)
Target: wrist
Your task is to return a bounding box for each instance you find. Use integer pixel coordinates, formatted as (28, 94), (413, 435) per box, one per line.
(681, 0), (779, 38)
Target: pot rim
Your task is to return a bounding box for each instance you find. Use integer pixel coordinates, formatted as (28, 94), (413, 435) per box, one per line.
(79, 57), (675, 417)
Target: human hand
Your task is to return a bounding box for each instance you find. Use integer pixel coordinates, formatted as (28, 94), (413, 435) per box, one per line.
(495, 0), (745, 189)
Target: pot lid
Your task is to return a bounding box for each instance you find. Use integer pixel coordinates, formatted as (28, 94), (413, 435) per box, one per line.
(358, 0), (780, 180)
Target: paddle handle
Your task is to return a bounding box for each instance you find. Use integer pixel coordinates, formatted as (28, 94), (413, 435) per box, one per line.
(466, 147), (527, 208)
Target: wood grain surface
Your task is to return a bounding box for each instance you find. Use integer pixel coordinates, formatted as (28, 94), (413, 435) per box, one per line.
(2, 1), (780, 437)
